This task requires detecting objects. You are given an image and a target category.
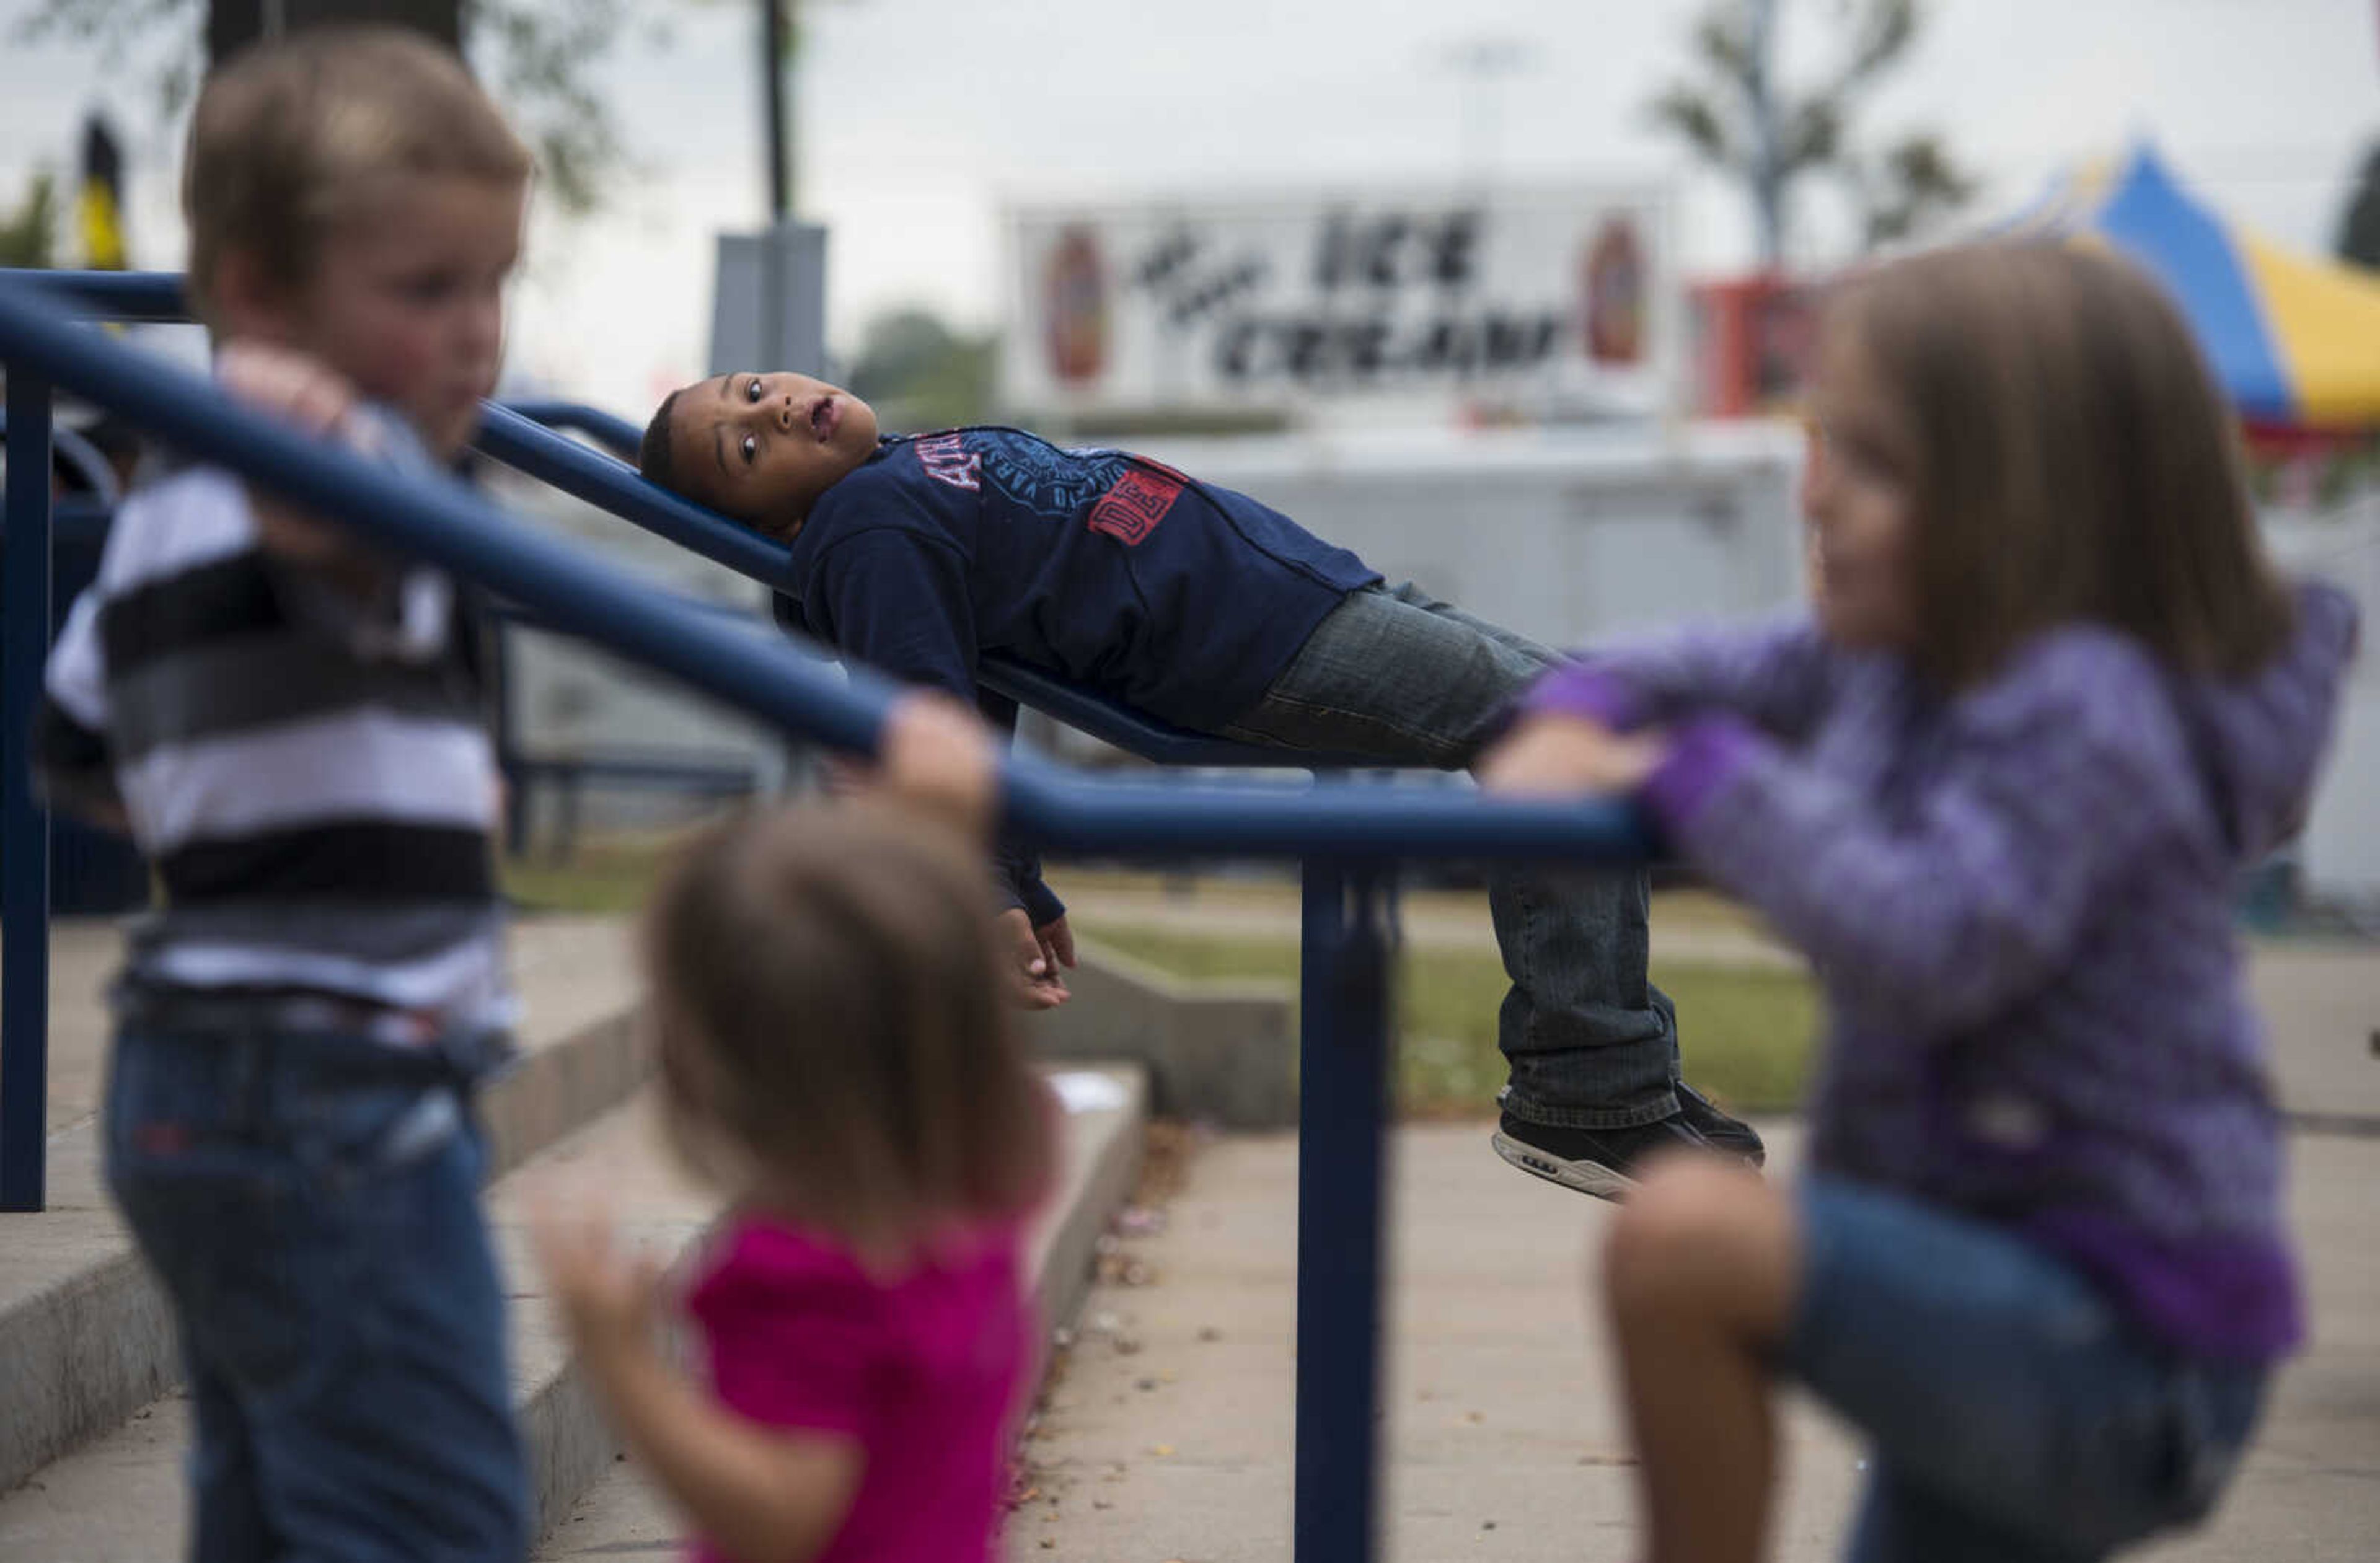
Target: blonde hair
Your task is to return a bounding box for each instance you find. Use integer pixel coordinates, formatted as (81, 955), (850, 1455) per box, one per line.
(645, 800), (1054, 1241)
(1826, 242), (2294, 689)
(183, 25), (532, 326)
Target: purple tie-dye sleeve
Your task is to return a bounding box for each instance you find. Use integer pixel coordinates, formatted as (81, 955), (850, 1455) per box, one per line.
(1641, 630), (2199, 1039)
(1522, 614), (1840, 740)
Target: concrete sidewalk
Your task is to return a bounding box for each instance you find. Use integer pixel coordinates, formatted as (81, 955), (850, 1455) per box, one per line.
(1022, 1122), (2380, 1562)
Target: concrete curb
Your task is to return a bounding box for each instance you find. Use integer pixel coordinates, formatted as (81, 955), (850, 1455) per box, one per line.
(0, 1008), (651, 1499)
(519, 1318), (645, 1543)
(482, 1011), (648, 1180)
(1029, 940), (1297, 1129)
(1030, 1065), (1150, 1344)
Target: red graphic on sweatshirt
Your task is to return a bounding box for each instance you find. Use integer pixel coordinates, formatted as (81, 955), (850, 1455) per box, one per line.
(1087, 465), (1184, 546)
(915, 432), (982, 491)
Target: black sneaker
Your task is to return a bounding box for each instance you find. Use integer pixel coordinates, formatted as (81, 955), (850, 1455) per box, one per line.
(1676, 1082), (1766, 1168)
(1491, 1109), (1714, 1200)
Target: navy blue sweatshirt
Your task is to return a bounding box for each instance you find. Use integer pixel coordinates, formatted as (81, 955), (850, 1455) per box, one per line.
(775, 427), (1380, 912)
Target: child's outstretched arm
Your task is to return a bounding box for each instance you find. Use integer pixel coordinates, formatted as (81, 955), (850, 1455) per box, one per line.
(874, 690), (1002, 839)
(214, 342), (394, 599)
(807, 527), (1072, 1008)
(533, 1204), (863, 1563)
(1543, 634), (2193, 1039)
(1477, 713), (1668, 798)
(216, 341), (471, 671)
(858, 691), (1073, 1008)
(1527, 614), (1839, 744)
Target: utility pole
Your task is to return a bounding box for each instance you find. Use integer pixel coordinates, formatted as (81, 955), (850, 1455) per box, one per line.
(763, 0), (792, 221)
(207, 0), (462, 66)
(1441, 35), (1535, 195)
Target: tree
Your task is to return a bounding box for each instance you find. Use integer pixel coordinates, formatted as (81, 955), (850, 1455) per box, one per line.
(1844, 131), (1975, 250)
(0, 174), (61, 269)
(12, 0), (643, 215)
(2337, 143), (2380, 273)
(1647, 0), (1973, 266)
(847, 308), (998, 431)
(208, 0), (462, 59)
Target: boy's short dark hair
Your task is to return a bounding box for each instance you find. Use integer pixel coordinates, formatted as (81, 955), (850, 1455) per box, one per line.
(639, 390), (682, 494)
(183, 24), (532, 330)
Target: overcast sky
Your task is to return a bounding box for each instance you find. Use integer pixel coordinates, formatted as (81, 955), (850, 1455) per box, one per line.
(2, 0), (2373, 416)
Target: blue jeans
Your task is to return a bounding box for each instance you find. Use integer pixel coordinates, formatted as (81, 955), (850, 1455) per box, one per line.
(105, 1024), (527, 1563)
(1781, 1178), (2267, 1562)
(1217, 581), (1680, 1125)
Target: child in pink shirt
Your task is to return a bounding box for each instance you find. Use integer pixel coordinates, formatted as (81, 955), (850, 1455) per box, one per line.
(536, 702), (1056, 1563)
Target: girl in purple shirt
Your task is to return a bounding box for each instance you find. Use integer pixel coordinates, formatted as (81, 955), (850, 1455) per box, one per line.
(536, 702), (1056, 1563)
(1485, 244), (2357, 1562)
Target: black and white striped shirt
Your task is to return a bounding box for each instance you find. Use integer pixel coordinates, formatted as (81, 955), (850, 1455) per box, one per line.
(36, 438), (509, 1046)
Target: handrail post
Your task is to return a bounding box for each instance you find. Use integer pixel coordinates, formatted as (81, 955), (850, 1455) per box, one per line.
(1295, 857), (1397, 1563)
(2, 371), (56, 1212)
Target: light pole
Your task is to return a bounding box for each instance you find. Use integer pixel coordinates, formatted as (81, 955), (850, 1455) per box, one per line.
(762, 0), (793, 221)
(1440, 34), (1536, 195)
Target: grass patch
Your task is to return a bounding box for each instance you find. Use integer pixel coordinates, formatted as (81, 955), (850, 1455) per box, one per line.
(1077, 921), (1818, 1121)
(500, 847), (1820, 1120)
(500, 834), (682, 915)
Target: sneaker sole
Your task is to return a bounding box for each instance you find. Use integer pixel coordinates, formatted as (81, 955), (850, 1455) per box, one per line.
(1490, 1129), (1637, 1202)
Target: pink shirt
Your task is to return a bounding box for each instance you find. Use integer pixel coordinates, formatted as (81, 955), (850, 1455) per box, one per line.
(683, 1213), (1033, 1563)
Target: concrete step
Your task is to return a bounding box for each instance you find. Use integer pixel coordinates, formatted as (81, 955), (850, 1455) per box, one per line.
(0, 1064), (1146, 1562)
(0, 917), (648, 1501)
(533, 1065), (1150, 1562)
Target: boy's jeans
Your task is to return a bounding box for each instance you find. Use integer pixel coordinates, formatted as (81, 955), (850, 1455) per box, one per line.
(105, 1023), (527, 1563)
(1217, 581), (1681, 1127)
(1783, 1177), (2267, 1561)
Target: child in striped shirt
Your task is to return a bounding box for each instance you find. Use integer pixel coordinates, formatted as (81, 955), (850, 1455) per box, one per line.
(34, 30), (539, 1561)
(1485, 243), (2356, 1562)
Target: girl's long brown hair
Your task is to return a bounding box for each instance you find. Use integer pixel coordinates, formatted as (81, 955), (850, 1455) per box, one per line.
(1830, 243), (2295, 690)
(645, 799), (1053, 1241)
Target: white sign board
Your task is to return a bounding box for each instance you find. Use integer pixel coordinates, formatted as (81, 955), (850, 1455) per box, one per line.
(1002, 188), (1673, 423)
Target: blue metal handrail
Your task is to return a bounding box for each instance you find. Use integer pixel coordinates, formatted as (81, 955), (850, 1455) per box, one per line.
(14, 269), (188, 323)
(0, 268), (1652, 1563)
(0, 410), (120, 503)
(476, 400), (795, 586)
(498, 398), (642, 457)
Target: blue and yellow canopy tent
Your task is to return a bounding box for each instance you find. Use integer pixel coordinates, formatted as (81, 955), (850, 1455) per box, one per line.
(2007, 144), (2380, 433)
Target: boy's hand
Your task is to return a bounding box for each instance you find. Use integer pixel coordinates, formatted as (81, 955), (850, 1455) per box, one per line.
(215, 341), (372, 573)
(997, 907), (1071, 1010)
(1477, 714), (1667, 798)
(529, 1194), (664, 1365)
(871, 693), (1000, 840)
(219, 340), (359, 439)
(1037, 913), (1076, 977)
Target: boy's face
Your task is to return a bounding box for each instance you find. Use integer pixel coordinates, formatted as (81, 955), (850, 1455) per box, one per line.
(237, 174), (525, 460)
(669, 372), (879, 535)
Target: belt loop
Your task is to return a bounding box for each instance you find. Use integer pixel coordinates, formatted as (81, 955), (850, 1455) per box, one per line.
(436, 1023), (501, 1085)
